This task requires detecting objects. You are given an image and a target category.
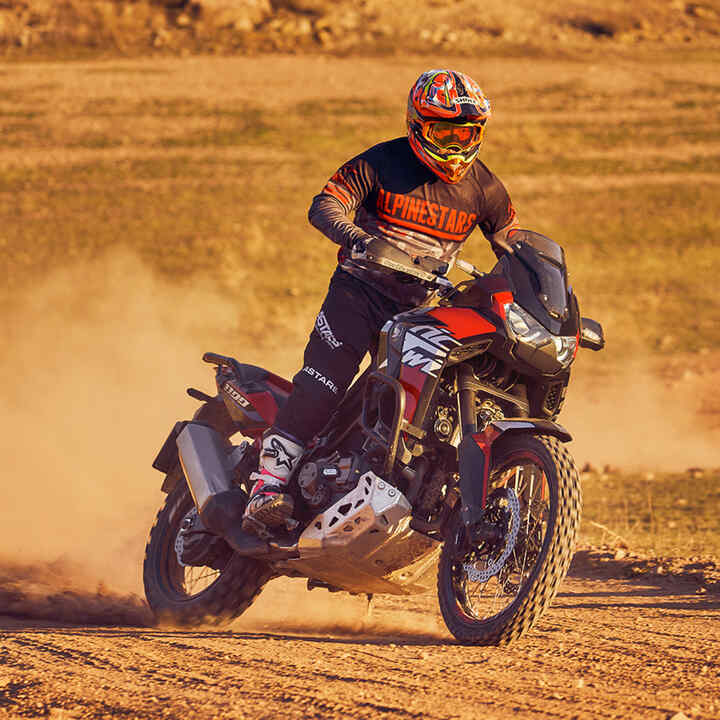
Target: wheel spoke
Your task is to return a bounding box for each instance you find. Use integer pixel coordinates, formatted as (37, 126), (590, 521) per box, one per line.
(455, 456), (551, 623)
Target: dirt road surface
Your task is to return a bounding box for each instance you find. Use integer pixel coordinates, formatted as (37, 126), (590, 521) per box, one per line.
(1, 557), (718, 720)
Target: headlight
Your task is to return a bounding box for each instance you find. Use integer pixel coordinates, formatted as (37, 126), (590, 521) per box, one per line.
(553, 335), (577, 367)
(504, 303), (577, 370)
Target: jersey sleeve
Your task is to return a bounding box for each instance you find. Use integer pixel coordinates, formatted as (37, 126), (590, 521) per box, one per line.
(477, 174), (520, 257)
(308, 153), (379, 249)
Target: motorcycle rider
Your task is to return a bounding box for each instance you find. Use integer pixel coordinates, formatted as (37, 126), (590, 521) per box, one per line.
(242, 69), (520, 534)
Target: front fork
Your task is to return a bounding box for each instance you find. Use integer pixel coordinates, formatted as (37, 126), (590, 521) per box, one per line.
(456, 365), (500, 538)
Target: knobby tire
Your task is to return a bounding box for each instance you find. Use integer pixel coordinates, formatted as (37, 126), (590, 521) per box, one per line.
(143, 478), (272, 626)
(437, 434), (581, 645)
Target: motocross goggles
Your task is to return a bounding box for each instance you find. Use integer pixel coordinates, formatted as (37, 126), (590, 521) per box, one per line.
(423, 121), (486, 151)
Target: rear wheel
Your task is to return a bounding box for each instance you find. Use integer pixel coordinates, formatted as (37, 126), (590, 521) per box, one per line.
(437, 434), (580, 645)
(143, 478), (272, 626)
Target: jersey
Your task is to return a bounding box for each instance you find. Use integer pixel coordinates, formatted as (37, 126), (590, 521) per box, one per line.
(308, 136), (518, 304)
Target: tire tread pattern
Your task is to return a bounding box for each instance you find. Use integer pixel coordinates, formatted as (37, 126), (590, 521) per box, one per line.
(438, 434), (581, 645)
(143, 482), (273, 627)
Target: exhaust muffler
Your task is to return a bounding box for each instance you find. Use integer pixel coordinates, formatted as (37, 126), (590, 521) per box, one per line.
(176, 423), (246, 538)
(176, 423), (299, 560)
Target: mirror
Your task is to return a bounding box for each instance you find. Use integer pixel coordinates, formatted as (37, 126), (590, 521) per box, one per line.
(579, 317), (605, 351)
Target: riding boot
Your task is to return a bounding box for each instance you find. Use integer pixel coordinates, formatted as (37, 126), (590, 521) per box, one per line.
(242, 429), (303, 533)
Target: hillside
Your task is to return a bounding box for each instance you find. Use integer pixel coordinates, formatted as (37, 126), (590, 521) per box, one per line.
(1, 0), (719, 56)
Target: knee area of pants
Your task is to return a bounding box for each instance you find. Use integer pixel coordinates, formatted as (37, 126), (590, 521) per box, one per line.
(293, 365), (345, 401)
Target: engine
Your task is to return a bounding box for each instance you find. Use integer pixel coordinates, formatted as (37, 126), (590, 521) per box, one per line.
(296, 452), (364, 513)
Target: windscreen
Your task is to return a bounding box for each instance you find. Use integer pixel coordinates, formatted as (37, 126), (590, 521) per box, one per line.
(496, 230), (574, 335)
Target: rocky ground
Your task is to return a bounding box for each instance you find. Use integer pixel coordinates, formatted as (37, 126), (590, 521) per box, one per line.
(1, 0), (719, 55)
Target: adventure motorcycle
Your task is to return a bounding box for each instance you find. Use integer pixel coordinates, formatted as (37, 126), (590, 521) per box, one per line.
(143, 230), (604, 645)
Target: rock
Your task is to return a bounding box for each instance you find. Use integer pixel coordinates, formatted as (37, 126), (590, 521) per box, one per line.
(613, 548), (627, 560)
(196, 0), (272, 29)
(0, 11), (14, 40)
(668, 713), (690, 720)
(687, 467), (704, 479)
(275, 0), (331, 13)
(688, 4), (719, 19)
(337, 9), (359, 30)
(295, 16), (312, 35)
(18, 25), (31, 46)
(658, 334), (675, 350)
(315, 27), (333, 46)
(581, 462), (597, 473)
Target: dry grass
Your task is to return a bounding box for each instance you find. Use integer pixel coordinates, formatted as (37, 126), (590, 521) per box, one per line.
(1, 52), (718, 356)
(1, 50), (719, 559)
(580, 468), (720, 557)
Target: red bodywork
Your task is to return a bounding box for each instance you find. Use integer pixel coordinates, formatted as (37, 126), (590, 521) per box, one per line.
(469, 426), (503, 506)
(222, 371), (293, 440)
(396, 306), (499, 427)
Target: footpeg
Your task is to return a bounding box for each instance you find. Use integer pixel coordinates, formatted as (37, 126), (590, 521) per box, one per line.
(241, 514), (272, 541)
(284, 517), (300, 532)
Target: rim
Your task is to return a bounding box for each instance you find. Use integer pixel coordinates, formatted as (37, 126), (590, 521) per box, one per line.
(452, 451), (551, 623)
(165, 499), (230, 601)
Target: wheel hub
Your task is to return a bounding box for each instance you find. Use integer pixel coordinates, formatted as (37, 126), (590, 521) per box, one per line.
(462, 487), (521, 583)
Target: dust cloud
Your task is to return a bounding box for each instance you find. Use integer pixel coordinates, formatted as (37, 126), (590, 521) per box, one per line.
(564, 358), (720, 471)
(0, 558), (151, 626)
(235, 578), (447, 640)
(2, 251), (718, 627)
(0, 251), (256, 604)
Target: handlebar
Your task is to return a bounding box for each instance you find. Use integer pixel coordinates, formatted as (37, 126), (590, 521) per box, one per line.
(350, 237), (484, 290)
(455, 258), (484, 279)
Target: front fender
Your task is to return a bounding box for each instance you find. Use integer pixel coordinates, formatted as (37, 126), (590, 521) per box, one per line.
(490, 419), (571, 443)
(457, 418), (571, 524)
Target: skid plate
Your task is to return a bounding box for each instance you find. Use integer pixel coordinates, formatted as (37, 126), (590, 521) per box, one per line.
(278, 472), (441, 595)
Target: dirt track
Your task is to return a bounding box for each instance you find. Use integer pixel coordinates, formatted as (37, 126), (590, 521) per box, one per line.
(2, 557), (718, 720)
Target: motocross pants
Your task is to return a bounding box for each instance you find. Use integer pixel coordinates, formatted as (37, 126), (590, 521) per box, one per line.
(273, 267), (413, 445)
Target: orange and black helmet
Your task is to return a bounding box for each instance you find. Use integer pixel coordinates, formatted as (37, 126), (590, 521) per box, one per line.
(407, 69), (491, 184)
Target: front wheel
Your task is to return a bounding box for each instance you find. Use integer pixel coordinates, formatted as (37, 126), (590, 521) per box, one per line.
(143, 478), (272, 626)
(437, 434), (581, 645)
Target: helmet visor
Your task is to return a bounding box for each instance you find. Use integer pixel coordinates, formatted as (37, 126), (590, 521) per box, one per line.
(425, 121), (485, 151)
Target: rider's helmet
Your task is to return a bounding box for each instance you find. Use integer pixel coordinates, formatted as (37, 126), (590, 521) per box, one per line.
(407, 69), (491, 184)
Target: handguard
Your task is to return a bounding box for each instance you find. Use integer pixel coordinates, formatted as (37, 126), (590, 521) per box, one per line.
(351, 237), (448, 284)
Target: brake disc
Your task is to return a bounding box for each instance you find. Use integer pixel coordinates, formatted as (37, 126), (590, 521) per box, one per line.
(462, 487), (521, 584)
